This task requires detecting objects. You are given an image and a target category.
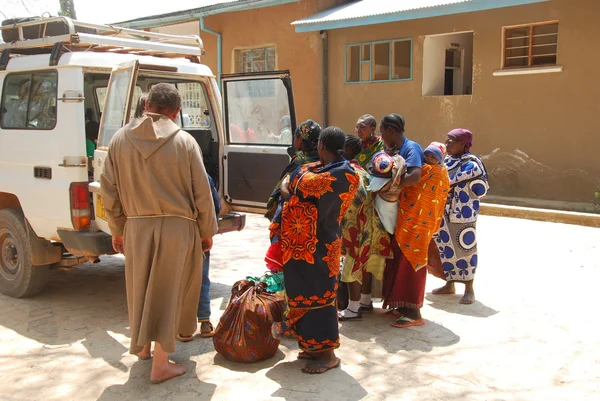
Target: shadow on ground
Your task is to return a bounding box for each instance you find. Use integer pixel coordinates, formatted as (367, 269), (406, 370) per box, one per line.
(0, 260), (234, 375)
(212, 349), (286, 374)
(266, 360), (368, 400)
(340, 311), (460, 353)
(97, 361), (216, 401)
(425, 293), (499, 318)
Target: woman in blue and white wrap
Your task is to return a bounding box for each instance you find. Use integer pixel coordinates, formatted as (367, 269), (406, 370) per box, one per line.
(432, 128), (489, 305)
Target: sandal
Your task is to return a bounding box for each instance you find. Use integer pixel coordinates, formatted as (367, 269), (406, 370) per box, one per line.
(199, 321), (215, 338)
(301, 357), (341, 374)
(391, 316), (425, 328)
(176, 334), (194, 342)
(358, 302), (374, 312)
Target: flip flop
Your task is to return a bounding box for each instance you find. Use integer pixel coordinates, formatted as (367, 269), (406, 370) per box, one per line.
(391, 316), (425, 328)
(301, 357), (341, 374)
(176, 334), (194, 342)
(199, 321), (215, 338)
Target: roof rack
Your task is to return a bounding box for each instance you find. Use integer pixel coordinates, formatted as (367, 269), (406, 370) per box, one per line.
(0, 16), (203, 62)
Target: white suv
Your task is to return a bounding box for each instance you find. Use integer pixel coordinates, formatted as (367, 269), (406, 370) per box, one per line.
(0, 17), (295, 297)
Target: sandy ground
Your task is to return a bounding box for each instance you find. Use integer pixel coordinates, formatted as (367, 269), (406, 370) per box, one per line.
(0, 214), (599, 401)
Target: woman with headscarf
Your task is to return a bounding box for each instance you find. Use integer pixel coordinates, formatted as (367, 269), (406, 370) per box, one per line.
(353, 114), (385, 169)
(264, 120), (322, 271)
(379, 114), (450, 328)
(431, 129), (489, 304)
(272, 126), (359, 374)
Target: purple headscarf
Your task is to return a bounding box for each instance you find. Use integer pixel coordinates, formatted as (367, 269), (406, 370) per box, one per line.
(447, 128), (473, 153)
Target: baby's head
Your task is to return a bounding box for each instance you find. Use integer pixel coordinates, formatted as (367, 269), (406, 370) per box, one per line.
(424, 143), (445, 165)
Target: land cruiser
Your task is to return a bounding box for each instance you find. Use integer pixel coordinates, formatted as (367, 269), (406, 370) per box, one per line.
(0, 17), (295, 297)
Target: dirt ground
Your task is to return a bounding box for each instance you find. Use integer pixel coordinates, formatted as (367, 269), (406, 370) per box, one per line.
(0, 214), (599, 401)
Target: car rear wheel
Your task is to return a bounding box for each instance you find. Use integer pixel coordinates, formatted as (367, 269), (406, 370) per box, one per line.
(0, 209), (50, 298)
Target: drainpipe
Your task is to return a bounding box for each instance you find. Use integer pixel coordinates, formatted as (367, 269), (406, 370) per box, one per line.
(200, 16), (222, 89)
(320, 30), (328, 127)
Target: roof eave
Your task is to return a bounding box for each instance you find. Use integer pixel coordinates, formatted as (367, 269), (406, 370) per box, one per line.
(293, 0), (549, 33)
(116, 0), (298, 29)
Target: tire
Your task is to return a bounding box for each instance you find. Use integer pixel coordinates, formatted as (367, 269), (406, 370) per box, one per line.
(0, 208), (50, 298)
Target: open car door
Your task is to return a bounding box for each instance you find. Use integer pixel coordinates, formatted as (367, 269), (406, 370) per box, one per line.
(91, 60), (140, 235)
(221, 71), (296, 211)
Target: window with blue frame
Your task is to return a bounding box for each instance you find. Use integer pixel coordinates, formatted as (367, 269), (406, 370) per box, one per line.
(346, 39), (412, 84)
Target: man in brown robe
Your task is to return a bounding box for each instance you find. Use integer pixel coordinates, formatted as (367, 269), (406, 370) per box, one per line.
(101, 83), (218, 383)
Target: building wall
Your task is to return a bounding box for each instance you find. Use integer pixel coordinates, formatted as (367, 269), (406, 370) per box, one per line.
(150, 1), (352, 126)
(327, 0), (600, 205)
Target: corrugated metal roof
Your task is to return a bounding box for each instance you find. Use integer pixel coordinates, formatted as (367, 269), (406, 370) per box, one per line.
(292, 0), (549, 32)
(292, 0), (471, 26)
(116, 0), (248, 25)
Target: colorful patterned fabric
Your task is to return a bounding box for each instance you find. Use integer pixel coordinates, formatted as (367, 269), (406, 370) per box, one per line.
(356, 136), (384, 169)
(433, 153), (489, 282)
(394, 163), (450, 271)
(444, 154), (489, 224)
(264, 150), (320, 221)
(273, 159), (359, 353)
(341, 163), (392, 283)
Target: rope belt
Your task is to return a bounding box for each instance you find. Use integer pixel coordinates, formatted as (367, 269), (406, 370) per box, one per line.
(127, 214), (196, 222)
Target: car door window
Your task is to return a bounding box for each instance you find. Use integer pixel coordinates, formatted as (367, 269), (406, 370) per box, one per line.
(225, 79), (292, 146)
(1, 71), (58, 130)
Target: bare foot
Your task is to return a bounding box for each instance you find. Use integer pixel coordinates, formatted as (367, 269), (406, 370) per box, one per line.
(432, 282), (456, 295)
(297, 351), (317, 360)
(460, 291), (475, 305)
(151, 361), (187, 384)
(301, 357), (341, 374)
(138, 343), (152, 360)
(383, 308), (404, 319)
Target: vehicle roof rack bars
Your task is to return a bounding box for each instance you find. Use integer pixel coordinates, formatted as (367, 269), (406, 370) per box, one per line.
(49, 42), (64, 66)
(0, 16), (203, 62)
(0, 49), (10, 71)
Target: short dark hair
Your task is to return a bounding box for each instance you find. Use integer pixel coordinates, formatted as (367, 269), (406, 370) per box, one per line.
(344, 134), (362, 160)
(380, 114), (405, 135)
(319, 126), (346, 156)
(148, 84), (181, 114)
(358, 114), (377, 129)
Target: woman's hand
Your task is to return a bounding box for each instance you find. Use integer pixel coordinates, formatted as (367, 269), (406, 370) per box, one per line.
(280, 175), (291, 198)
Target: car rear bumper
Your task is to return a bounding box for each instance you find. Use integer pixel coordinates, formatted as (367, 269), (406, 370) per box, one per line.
(218, 212), (246, 234)
(56, 212), (245, 256)
(56, 229), (115, 257)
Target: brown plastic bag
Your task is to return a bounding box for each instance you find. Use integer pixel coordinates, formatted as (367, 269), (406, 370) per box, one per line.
(213, 280), (284, 363)
(426, 239), (446, 280)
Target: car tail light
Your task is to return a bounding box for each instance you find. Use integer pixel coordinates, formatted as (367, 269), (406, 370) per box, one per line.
(70, 182), (91, 230)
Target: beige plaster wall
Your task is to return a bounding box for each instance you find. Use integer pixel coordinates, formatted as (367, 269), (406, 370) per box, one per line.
(327, 0), (600, 204)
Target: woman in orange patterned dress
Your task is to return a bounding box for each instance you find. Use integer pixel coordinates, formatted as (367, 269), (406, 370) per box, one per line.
(272, 127), (359, 374)
(379, 114), (450, 328)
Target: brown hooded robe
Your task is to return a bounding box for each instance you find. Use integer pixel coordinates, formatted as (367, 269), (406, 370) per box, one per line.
(101, 112), (218, 354)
